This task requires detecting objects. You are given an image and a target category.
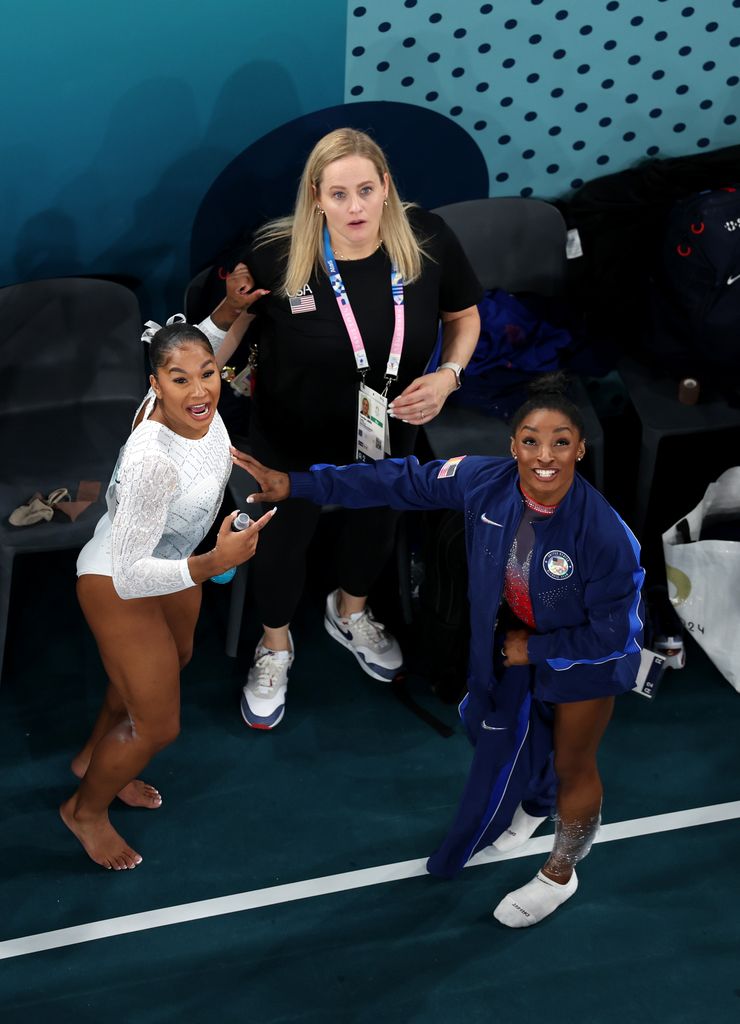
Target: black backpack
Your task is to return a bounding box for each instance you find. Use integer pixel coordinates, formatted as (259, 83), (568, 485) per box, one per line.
(648, 187), (740, 383)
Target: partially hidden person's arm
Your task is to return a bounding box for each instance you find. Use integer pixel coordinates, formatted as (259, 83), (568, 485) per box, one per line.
(198, 262), (269, 368)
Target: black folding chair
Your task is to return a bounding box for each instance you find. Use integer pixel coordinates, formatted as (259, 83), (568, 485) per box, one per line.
(0, 278), (145, 682)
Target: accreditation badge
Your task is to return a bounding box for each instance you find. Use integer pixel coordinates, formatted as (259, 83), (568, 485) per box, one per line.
(356, 383), (388, 462)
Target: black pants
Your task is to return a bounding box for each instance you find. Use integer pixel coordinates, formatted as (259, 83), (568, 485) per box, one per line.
(249, 496), (401, 627)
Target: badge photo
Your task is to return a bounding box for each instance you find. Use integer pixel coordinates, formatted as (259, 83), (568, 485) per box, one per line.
(543, 549), (574, 580)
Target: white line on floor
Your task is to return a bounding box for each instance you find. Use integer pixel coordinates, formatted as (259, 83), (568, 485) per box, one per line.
(1, 800), (738, 960)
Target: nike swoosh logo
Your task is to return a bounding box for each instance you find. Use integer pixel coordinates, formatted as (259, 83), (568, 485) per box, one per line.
(728, 273), (740, 285)
(481, 513), (503, 527)
(481, 722), (507, 731)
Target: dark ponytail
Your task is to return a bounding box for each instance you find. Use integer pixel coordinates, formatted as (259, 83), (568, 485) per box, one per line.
(148, 322), (213, 374)
(509, 371), (586, 438)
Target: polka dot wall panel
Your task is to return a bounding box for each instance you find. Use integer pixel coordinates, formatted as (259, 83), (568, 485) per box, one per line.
(346, 0), (740, 199)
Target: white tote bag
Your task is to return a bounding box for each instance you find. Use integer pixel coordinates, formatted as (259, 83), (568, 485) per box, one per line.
(662, 467), (740, 693)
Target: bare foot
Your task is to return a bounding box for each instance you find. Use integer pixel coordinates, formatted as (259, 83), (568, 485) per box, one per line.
(116, 780), (162, 809)
(60, 797), (143, 871)
(71, 758), (162, 809)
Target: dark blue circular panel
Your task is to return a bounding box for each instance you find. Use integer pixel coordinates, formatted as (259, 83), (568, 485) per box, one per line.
(190, 102), (490, 273)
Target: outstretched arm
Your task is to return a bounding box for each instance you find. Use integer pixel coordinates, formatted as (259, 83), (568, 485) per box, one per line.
(231, 447), (492, 514)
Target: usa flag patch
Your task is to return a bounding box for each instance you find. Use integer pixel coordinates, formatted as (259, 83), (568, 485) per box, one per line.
(437, 455), (466, 479)
(289, 291), (316, 314)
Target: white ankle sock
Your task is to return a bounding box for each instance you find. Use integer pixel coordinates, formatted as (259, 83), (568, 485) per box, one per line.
(491, 804), (547, 852)
(493, 870), (579, 928)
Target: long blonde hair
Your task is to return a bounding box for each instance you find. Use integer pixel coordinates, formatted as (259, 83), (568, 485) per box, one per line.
(254, 128), (425, 296)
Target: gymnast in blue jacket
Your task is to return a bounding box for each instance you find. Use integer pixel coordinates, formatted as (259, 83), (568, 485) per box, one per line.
(232, 374), (644, 928)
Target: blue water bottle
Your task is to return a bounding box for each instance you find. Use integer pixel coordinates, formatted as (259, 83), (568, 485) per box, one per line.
(210, 512), (252, 584)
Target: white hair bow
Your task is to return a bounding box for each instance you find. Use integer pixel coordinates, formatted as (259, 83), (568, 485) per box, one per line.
(141, 313), (187, 345)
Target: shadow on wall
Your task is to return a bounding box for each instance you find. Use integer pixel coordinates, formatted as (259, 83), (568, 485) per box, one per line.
(13, 62), (304, 321)
(190, 100), (490, 276)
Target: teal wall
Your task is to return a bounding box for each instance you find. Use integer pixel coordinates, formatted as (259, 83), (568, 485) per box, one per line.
(3, 0), (739, 320)
(1, 0), (347, 317)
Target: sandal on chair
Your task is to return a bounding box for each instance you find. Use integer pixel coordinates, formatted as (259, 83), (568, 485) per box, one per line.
(8, 488), (70, 527)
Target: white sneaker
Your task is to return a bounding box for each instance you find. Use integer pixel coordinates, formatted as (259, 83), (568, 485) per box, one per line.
(240, 633), (294, 730)
(324, 590), (403, 682)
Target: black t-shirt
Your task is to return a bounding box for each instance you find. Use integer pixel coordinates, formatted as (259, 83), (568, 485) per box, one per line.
(246, 208), (482, 469)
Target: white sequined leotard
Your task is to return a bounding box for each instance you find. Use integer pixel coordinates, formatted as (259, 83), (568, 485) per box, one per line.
(77, 318), (232, 599)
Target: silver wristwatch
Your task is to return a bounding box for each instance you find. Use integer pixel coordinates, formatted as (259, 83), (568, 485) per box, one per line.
(437, 361), (465, 390)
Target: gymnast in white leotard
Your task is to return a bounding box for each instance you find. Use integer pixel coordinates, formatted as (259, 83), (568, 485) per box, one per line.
(62, 315), (274, 872)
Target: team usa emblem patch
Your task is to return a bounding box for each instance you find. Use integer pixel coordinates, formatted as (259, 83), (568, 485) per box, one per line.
(437, 455), (466, 479)
(288, 285), (316, 314)
(543, 549), (574, 580)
